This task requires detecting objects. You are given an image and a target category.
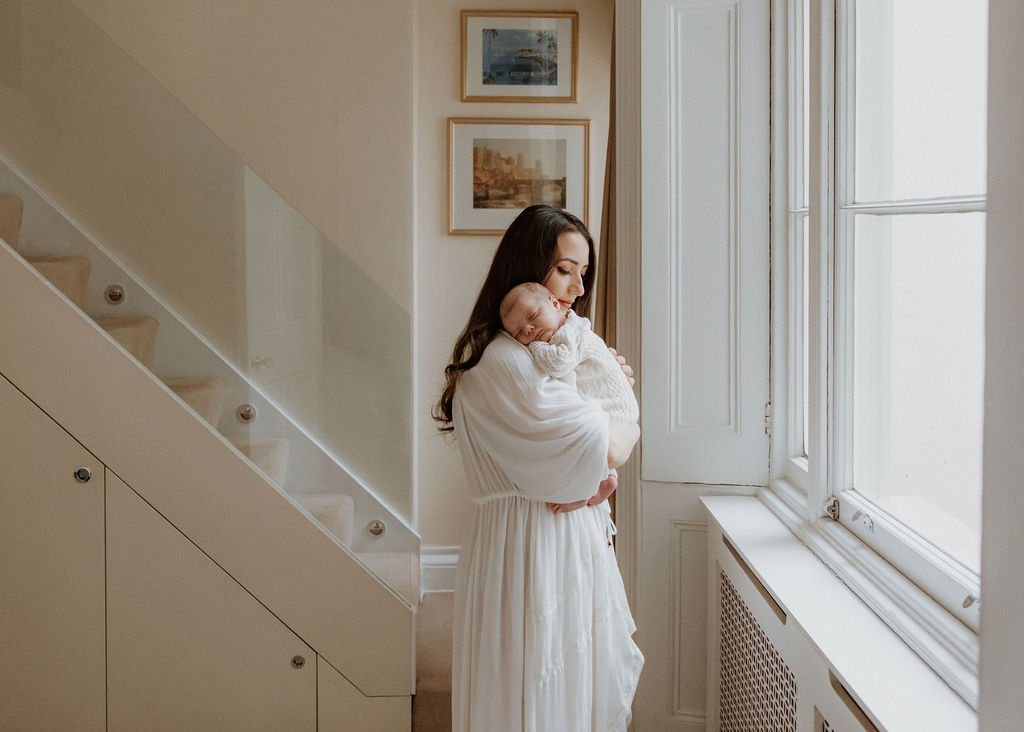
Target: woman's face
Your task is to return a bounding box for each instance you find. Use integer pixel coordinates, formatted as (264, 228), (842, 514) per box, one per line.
(541, 230), (590, 311)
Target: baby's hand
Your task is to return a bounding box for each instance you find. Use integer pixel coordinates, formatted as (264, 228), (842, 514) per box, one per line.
(608, 347), (635, 386)
(549, 473), (619, 515)
(587, 473), (618, 506)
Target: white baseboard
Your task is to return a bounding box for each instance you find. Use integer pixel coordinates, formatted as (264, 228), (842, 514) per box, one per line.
(420, 545), (459, 595)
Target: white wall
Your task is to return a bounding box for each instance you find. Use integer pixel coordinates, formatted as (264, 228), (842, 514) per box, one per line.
(979, 0), (1024, 726)
(414, 0), (613, 548)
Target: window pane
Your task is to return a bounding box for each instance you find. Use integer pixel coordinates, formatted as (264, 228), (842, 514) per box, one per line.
(852, 212), (984, 572)
(854, 1), (987, 202)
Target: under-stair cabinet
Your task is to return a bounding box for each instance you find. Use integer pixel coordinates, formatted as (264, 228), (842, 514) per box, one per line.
(0, 373), (407, 730)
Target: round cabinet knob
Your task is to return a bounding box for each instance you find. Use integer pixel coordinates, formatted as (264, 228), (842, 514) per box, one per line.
(74, 466), (92, 483)
(291, 655), (306, 669)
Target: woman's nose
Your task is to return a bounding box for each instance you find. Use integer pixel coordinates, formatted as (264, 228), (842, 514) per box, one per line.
(569, 273), (584, 295)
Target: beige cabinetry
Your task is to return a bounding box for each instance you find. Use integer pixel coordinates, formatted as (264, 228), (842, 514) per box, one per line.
(1, 369), (407, 730)
(318, 656), (411, 731)
(0, 374), (106, 731)
(106, 472), (317, 730)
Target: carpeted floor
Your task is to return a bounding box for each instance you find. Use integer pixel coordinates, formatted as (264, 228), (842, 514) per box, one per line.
(413, 592), (453, 731)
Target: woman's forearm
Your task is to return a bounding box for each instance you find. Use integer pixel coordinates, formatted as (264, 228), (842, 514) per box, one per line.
(607, 419), (640, 468)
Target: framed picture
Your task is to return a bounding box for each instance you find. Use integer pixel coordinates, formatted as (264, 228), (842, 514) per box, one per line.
(461, 11), (578, 103)
(448, 117), (589, 235)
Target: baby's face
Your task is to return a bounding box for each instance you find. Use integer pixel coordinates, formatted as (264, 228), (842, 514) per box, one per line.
(504, 291), (567, 345)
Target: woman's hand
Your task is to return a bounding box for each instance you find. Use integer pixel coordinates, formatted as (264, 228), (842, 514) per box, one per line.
(608, 347), (635, 386)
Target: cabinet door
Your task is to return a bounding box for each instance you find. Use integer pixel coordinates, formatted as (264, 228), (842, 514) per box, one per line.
(318, 655), (410, 731)
(0, 374), (106, 731)
(106, 472), (316, 731)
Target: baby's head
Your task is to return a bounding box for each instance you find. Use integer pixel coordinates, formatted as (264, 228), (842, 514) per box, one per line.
(500, 282), (567, 345)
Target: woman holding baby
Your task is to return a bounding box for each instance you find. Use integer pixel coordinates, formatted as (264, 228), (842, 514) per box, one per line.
(434, 205), (643, 731)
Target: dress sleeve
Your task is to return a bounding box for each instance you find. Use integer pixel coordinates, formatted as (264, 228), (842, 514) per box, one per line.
(456, 334), (609, 504)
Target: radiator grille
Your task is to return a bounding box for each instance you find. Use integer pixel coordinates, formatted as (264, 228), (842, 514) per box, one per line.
(720, 571), (798, 731)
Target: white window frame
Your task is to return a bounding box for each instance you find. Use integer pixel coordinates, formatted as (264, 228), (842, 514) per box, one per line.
(767, 0), (982, 708)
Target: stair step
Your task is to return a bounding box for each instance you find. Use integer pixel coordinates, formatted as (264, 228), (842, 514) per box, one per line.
(27, 256), (92, 309)
(165, 377), (225, 426)
(0, 194), (22, 248)
(294, 493), (355, 547)
(234, 437), (289, 486)
(95, 316), (159, 370)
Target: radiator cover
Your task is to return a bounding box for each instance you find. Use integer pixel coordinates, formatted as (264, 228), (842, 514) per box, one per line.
(719, 571), (798, 731)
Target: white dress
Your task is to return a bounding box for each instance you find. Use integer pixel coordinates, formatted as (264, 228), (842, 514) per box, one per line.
(451, 332), (644, 732)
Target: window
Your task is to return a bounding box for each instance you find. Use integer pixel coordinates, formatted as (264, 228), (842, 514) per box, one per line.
(773, 0), (987, 703)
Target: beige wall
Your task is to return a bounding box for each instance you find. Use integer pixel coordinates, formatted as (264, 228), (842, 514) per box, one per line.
(0, 0), (248, 358)
(69, 0), (415, 313)
(414, 0), (614, 547)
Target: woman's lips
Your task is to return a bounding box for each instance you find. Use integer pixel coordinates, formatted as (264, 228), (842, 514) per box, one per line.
(558, 299), (574, 309)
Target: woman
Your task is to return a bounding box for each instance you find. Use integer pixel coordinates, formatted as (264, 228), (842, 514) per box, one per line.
(434, 206), (644, 731)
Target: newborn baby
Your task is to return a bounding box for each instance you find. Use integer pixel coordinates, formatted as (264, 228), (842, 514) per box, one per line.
(500, 282), (640, 519)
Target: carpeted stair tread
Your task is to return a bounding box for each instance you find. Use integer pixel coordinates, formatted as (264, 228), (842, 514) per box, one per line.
(95, 316), (159, 369)
(27, 256), (92, 309)
(412, 593), (453, 731)
(294, 493), (356, 547)
(0, 194), (23, 248)
(234, 436), (289, 486)
(164, 376), (225, 426)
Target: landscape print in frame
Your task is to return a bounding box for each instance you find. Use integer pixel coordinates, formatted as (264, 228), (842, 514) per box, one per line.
(461, 11), (578, 102)
(448, 118), (589, 235)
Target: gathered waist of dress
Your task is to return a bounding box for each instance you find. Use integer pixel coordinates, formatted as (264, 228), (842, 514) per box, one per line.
(471, 491), (547, 505)
(470, 492), (618, 543)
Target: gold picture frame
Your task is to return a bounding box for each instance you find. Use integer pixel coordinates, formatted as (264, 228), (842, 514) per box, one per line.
(448, 117), (589, 235)
(461, 11), (579, 103)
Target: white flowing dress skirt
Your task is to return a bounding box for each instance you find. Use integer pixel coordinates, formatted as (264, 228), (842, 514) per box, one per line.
(452, 495), (644, 732)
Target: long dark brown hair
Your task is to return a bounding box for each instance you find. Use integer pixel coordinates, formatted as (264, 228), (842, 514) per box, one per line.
(432, 205), (596, 432)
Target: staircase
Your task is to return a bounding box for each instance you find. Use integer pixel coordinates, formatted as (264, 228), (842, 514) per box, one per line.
(0, 188), (418, 727)
(0, 181), (419, 598)
(2, 193), (352, 545)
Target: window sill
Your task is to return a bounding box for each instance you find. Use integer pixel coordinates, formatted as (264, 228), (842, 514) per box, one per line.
(760, 479), (979, 708)
(702, 493), (977, 729)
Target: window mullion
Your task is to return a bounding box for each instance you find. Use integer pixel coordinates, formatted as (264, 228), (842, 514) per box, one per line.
(806, 0), (836, 518)
(831, 0), (857, 500)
